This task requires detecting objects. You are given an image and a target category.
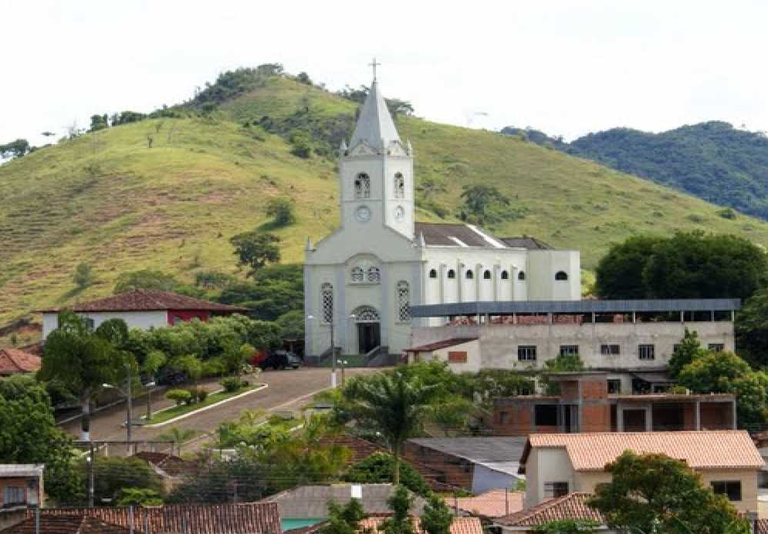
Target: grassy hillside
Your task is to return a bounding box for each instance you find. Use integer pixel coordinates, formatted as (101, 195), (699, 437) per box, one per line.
(3, 74), (768, 326)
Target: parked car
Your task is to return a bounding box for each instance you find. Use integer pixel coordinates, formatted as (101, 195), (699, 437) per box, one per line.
(258, 350), (301, 370)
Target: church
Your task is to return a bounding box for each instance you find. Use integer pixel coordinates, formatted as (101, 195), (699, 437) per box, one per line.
(304, 76), (581, 362)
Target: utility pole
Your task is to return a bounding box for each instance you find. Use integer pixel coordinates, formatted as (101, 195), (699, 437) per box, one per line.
(126, 363), (134, 455)
(330, 319), (337, 388)
(88, 441), (95, 507)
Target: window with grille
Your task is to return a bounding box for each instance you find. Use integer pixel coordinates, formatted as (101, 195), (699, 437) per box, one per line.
(321, 283), (333, 324)
(501, 270), (509, 280)
(429, 269), (438, 279)
(712, 481), (742, 501)
(518, 345), (537, 362)
(354, 173), (371, 199)
(394, 173), (405, 199)
(352, 306), (380, 322)
(708, 343), (725, 352)
(397, 281), (410, 322)
(351, 267), (364, 283)
(367, 266), (381, 283)
(560, 345), (579, 356)
(518, 271), (526, 281)
(544, 482), (569, 498)
(601, 344), (620, 356)
(639, 344), (655, 360)
(3, 486), (25, 505)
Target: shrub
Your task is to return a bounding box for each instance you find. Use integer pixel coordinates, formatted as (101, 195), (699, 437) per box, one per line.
(221, 377), (245, 393)
(196, 388), (209, 403)
(166, 389), (191, 406)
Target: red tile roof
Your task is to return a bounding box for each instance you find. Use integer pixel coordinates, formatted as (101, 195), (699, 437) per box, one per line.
(31, 503), (281, 534)
(756, 519), (768, 534)
(6, 515), (136, 534)
(0, 348), (41, 375)
(445, 489), (524, 518)
(521, 430), (763, 473)
(404, 338), (478, 353)
(40, 289), (247, 313)
(131, 451), (197, 477)
(495, 493), (604, 527)
(359, 516), (483, 534)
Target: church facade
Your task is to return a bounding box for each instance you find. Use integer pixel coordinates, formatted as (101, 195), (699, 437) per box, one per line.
(304, 80), (581, 360)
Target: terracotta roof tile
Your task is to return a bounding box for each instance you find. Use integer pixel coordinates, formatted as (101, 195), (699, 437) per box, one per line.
(495, 493), (604, 527)
(359, 516), (483, 534)
(132, 451), (197, 477)
(32, 503), (281, 534)
(523, 430), (763, 472)
(40, 289), (247, 313)
(0, 348), (41, 375)
(756, 519), (768, 534)
(6, 515), (137, 534)
(404, 338), (478, 353)
(445, 490), (524, 519)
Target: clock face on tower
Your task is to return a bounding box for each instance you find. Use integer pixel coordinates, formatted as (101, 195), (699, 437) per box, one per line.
(394, 206), (405, 221)
(355, 206), (371, 223)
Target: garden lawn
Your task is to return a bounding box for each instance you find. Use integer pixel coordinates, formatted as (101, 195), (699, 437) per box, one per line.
(147, 384), (262, 425)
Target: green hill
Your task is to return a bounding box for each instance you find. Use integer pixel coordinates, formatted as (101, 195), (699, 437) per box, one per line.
(502, 122), (768, 219)
(4, 72), (768, 326)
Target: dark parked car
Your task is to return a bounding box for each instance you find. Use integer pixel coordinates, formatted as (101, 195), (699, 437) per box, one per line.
(258, 350), (301, 370)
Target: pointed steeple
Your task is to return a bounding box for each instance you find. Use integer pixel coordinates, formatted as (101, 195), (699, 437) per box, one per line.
(348, 80), (401, 152)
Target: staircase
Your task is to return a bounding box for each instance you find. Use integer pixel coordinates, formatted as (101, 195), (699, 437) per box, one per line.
(365, 345), (399, 367)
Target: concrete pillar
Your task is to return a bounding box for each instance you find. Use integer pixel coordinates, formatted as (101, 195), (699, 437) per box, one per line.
(645, 405), (652, 432)
(617, 404), (624, 432)
(695, 400), (701, 430)
(732, 399), (737, 430)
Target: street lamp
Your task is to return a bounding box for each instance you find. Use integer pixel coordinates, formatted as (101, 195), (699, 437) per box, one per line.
(102, 363), (134, 454)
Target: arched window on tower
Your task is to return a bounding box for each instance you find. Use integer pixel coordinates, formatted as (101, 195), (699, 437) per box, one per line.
(397, 281), (410, 322)
(355, 173), (371, 199)
(394, 172), (405, 199)
(429, 269), (438, 279)
(501, 270), (509, 280)
(555, 271), (569, 281)
(321, 283), (333, 323)
(351, 267), (364, 283)
(367, 266), (381, 283)
(483, 270), (492, 280)
(518, 271), (526, 281)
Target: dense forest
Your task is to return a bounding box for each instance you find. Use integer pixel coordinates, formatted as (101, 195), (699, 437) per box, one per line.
(502, 122), (768, 220)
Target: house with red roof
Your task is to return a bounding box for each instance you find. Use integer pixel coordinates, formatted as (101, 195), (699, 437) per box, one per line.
(519, 430), (763, 515)
(40, 290), (247, 339)
(494, 492), (609, 533)
(0, 348), (41, 376)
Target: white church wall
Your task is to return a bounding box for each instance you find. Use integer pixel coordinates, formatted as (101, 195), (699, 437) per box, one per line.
(382, 155), (415, 239)
(527, 250), (581, 300)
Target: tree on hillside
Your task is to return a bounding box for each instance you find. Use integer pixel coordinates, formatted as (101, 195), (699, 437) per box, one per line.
(416, 177), (447, 201)
(0, 138), (30, 159)
(0, 375), (81, 503)
(676, 350), (768, 427)
(73, 262), (96, 290)
(266, 197), (297, 227)
(588, 451), (746, 534)
(40, 312), (134, 440)
(230, 231), (281, 277)
(338, 370), (438, 484)
(114, 269), (182, 294)
(459, 184), (514, 226)
(594, 235), (665, 299)
(89, 114), (109, 131)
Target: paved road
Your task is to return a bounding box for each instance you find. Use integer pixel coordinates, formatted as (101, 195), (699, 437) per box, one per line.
(61, 367), (380, 451)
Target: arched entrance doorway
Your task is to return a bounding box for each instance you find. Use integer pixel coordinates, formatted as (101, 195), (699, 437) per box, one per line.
(352, 306), (381, 354)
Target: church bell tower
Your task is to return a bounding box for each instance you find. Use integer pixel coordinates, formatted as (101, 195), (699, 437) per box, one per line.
(337, 67), (415, 240)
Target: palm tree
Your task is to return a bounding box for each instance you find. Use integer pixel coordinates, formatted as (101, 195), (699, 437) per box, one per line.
(158, 427), (196, 455)
(341, 370), (437, 484)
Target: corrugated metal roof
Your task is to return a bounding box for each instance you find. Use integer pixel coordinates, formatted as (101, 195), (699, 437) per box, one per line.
(411, 298), (741, 317)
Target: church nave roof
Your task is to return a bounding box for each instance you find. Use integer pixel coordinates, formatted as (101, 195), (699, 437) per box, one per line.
(415, 222), (553, 250)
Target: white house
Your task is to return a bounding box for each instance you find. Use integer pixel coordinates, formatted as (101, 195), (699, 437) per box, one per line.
(41, 289), (247, 339)
(304, 77), (580, 360)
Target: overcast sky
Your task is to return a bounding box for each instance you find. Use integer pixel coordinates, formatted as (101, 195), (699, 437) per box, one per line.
(3, 0), (767, 147)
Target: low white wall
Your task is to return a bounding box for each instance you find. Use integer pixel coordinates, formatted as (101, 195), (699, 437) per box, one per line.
(42, 310), (168, 339)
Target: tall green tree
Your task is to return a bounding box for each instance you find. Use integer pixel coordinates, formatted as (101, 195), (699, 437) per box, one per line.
(266, 197), (297, 227)
(588, 451), (746, 534)
(736, 288), (768, 367)
(230, 231), (281, 277)
(594, 235), (665, 299)
(459, 184), (512, 226)
(420, 493), (453, 534)
(0, 376), (81, 503)
(40, 312), (134, 440)
(0, 138), (30, 159)
(381, 485), (414, 534)
(324, 499), (367, 534)
(73, 262), (96, 290)
(338, 370), (438, 484)
(668, 329), (708, 378)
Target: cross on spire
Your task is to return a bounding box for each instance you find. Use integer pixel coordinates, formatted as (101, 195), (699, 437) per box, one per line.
(369, 57), (381, 82)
